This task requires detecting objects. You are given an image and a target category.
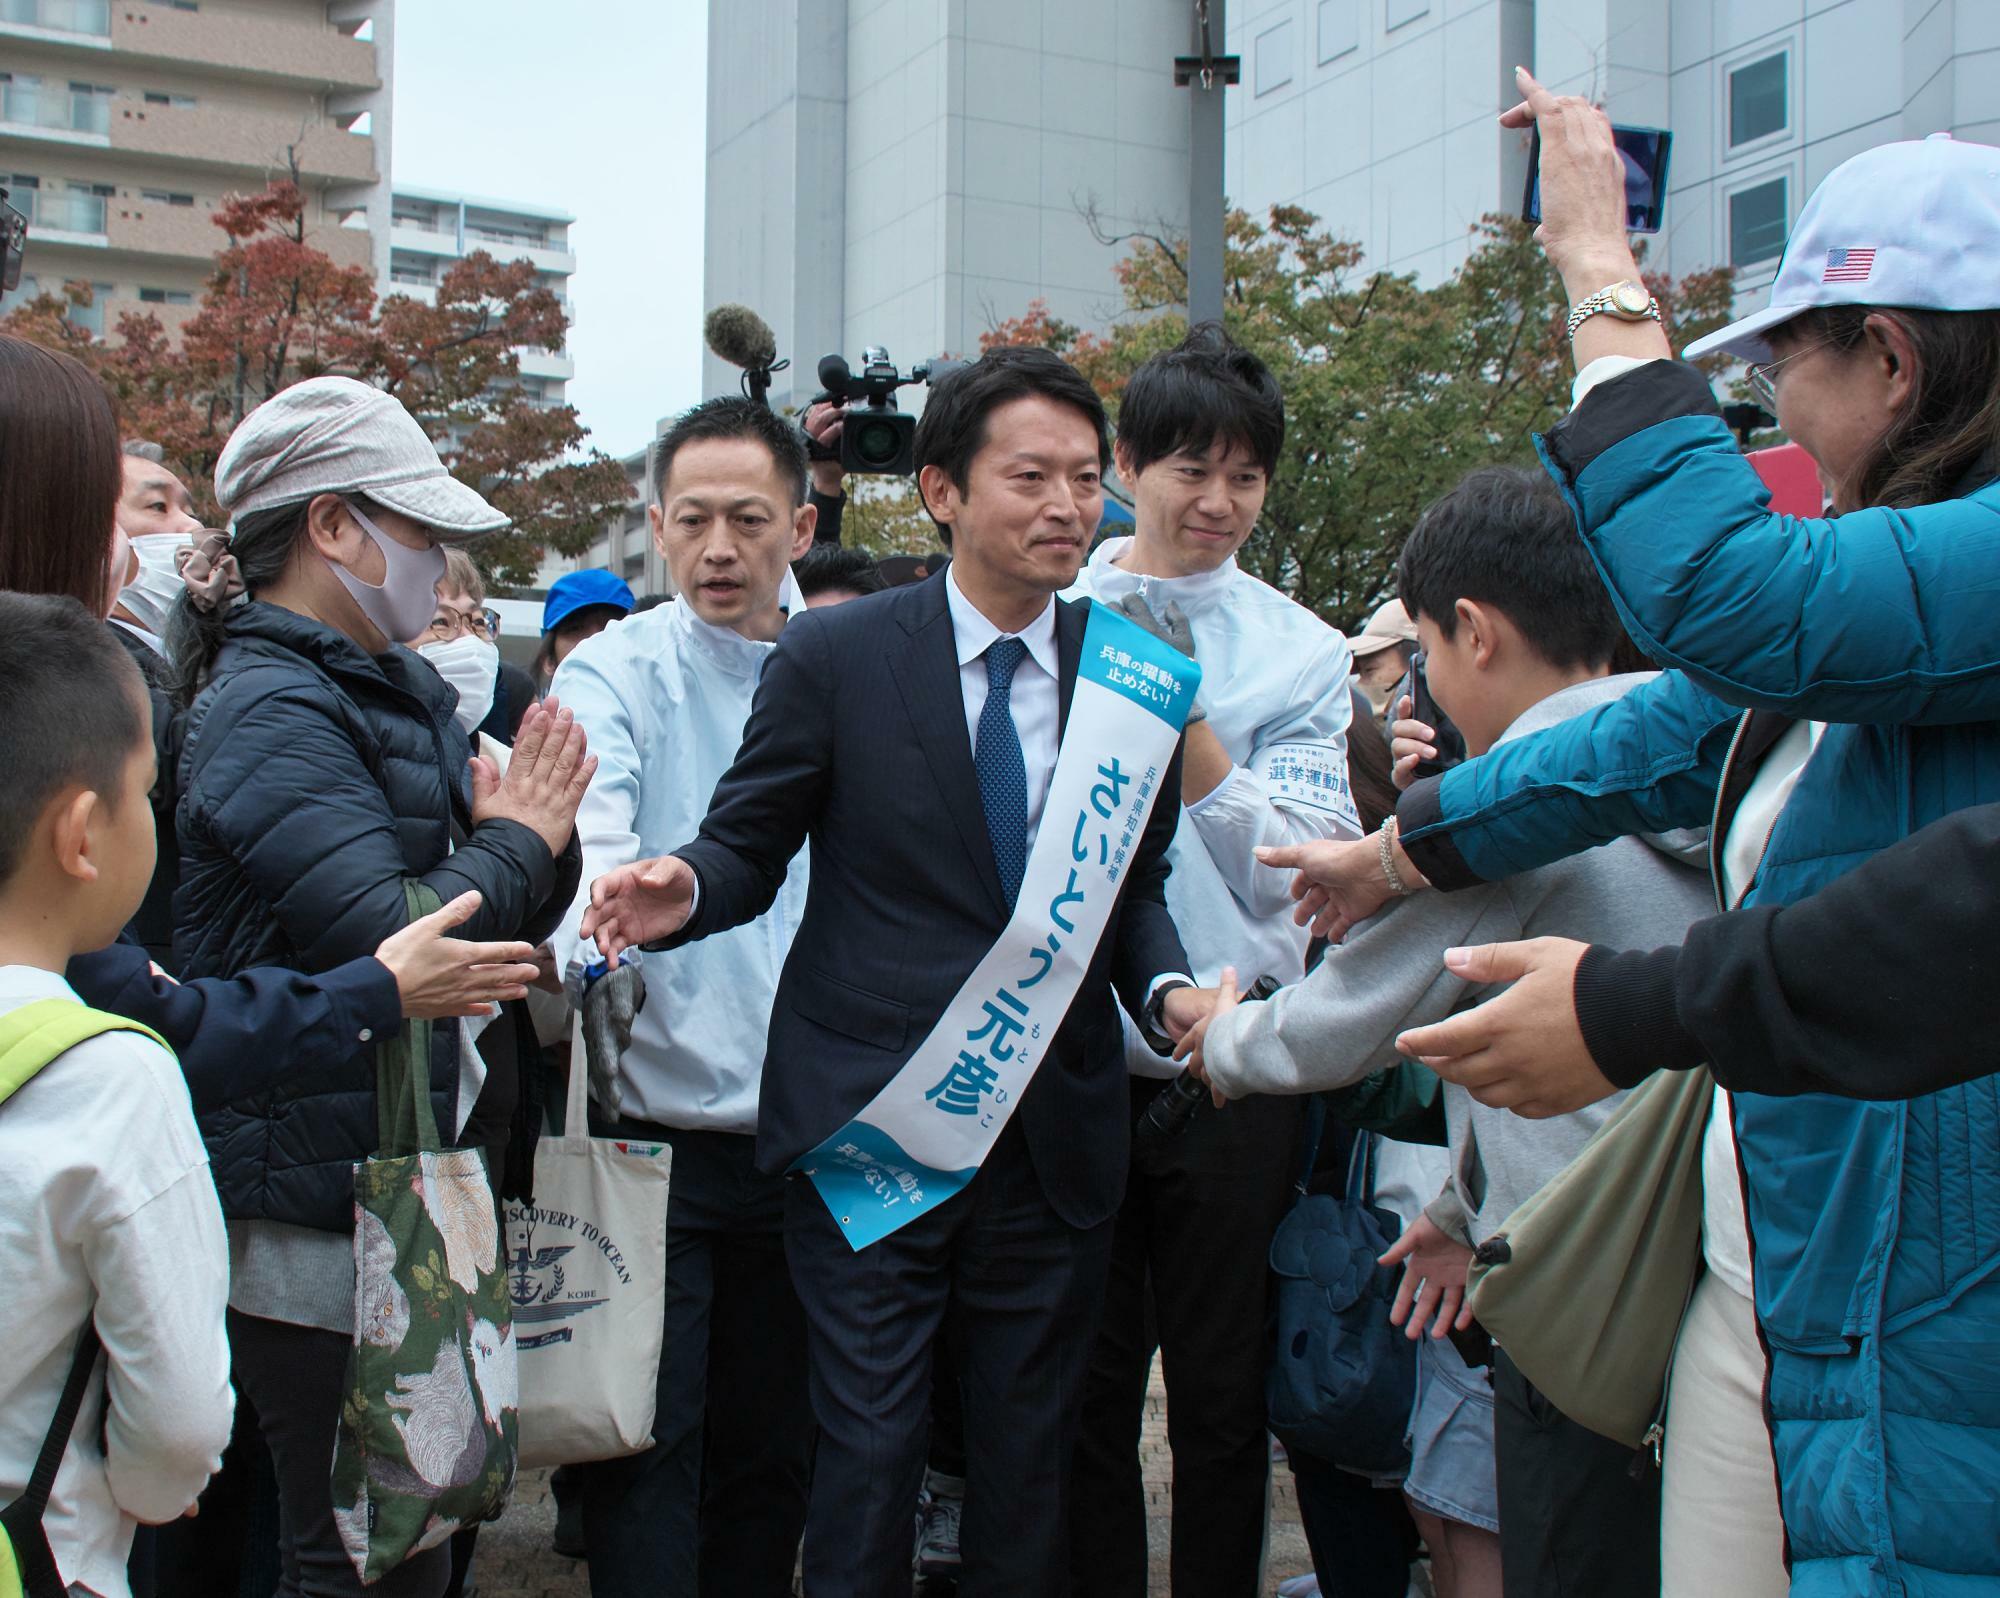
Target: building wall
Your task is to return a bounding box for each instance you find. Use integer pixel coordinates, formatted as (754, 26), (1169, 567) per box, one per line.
(1, 0), (391, 336)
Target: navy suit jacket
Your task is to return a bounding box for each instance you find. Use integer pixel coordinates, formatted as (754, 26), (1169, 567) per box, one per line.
(665, 572), (1192, 1229)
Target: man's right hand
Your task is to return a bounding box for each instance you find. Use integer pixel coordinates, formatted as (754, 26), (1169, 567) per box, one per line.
(802, 401), (846, 499)
(581, 961), (645, 1120)
(1255, 835), (1422, 943)
(581, 854), (698, 961)
(470, 696), (597, 857)
(374, 890), (540, 1019)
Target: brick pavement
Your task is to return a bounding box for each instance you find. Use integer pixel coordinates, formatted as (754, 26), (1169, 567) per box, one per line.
(475, 1358), (1315, 1596)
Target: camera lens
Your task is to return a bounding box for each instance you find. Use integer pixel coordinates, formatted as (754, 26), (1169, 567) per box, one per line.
(854, 417), (903, 470)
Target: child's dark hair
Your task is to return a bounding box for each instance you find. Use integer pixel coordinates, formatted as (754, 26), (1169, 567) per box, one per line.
(0, 593), (147, 884)
(1396, 466), (1630, 671)
(1115, 322), (1285, 479)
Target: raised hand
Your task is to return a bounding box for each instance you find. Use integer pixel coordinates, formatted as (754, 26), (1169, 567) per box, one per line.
(373, 890), (540, 1020)
(1395, 937), (1617, 1119)
(581, 854), (699, 962)
(1379, 1213), (1476, 1342)
(1389, 695), (1437, 791)
(471, 696), (597, 857)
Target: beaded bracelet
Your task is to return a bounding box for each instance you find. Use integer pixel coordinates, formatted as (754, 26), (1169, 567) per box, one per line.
(1377, 815), (1409, 896)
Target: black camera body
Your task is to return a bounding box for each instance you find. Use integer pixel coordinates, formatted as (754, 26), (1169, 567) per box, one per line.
(1, 186), (27, 296)
(812, 347), (963, 476)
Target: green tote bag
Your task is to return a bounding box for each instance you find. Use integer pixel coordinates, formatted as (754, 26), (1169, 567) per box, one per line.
(331, 883), (518, 1584)
(1465, 1062), (1713, 1450)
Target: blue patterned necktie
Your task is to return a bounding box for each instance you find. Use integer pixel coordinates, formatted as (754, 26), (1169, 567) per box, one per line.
(975, 637), (1030, 908)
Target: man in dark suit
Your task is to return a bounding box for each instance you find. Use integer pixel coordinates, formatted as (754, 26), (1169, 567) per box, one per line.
(584, 347), (1212, 1597)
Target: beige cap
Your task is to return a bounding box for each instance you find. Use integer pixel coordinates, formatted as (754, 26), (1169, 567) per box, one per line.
(215, 376), (508, 541)
(1347, 597), (1418, 658)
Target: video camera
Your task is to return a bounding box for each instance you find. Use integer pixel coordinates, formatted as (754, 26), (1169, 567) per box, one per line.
(812, 347), (965, 477)
(1, 185), (27, 297)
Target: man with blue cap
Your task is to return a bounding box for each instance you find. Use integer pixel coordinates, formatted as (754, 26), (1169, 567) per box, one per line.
(540, 569), (636, 678)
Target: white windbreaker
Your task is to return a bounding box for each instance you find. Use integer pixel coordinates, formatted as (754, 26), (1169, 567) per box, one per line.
(550, 580), (808, 1131)
(1065, 538), (1360, 1075)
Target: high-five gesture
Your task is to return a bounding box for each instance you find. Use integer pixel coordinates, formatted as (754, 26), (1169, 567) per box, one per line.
(471, 695), (597, 857)
(582, 854), (699, 962)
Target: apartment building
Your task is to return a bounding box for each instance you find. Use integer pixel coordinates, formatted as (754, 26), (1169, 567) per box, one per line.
(526, 441), (662, 599)
(0, 0), (392, 338)
(385, 184), (577, 408)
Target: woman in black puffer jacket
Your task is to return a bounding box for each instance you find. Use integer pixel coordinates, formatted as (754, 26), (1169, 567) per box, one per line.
(168, 377), (590, 1598)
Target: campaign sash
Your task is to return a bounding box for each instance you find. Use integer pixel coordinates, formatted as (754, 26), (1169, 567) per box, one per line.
(795, 601), (1201, 1249)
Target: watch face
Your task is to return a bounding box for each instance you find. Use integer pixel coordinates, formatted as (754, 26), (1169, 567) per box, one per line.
(1611, 280), (1652, 316)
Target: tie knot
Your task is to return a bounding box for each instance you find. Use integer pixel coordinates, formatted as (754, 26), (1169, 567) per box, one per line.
(985, 635), (1028, 689)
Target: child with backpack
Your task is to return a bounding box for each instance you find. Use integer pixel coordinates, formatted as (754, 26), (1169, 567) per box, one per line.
(0, 593), (231, 1597)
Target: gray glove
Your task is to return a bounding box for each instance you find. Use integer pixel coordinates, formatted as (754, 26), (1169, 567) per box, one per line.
(1114, 592), (1204, 721)
(580, 960), (645, 1121)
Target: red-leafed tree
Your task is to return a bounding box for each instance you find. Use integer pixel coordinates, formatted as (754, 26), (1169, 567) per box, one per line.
(2, 176), (629, 584)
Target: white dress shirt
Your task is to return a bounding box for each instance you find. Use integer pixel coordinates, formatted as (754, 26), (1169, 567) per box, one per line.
(946, 565), (1063, 848)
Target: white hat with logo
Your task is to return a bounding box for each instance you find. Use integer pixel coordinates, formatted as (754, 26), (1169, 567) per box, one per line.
(1685, 132), (2000, 365)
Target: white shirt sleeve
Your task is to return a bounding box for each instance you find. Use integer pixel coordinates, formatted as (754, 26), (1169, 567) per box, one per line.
(1569, 354), (1667, 411)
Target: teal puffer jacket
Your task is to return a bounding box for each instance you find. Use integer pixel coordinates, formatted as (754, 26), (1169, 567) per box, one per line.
(1398, 360), (2000, 1597)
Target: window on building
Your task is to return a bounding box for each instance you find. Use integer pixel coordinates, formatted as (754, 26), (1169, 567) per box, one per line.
(1317, 0), (1358, 62)
(137, 287), (192, 305)
(1255, 19), (1296, 96)
(1729, 53), (1786, 147)
(1729, 177), (1788, 267)
(1386, 0), (1429, 28)
(167, 1), (198, 10)
(0, 1), (110, 33)
(65, 281), (113, 336)
(142, 91), (197, 109)
(139, 188), (195, 206)
(67, 81), (113, 134)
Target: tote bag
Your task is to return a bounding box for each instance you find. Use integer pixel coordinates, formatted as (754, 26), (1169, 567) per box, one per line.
(332, 884), (518, 1584)
(1465, 1062), (1712, 1449)
(504, 1014), (671, 1468)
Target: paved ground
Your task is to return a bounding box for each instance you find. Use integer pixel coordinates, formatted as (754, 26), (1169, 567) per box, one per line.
(476, 1358), (1317, 1596)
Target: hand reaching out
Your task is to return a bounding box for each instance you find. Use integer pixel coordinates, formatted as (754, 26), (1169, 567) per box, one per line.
(1172, 965), (1240, 1106)
(1255, 836), (1423, 943)
(581, 854), (699, 962)
(1379, 1213), (1476, 1342)
(373, 890), (540, 1020)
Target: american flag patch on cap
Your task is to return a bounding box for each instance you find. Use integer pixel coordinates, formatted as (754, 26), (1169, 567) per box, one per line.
(1824, 248), (1876, 282)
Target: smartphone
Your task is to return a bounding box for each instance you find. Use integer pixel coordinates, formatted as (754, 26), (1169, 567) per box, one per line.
(1407, 653), (1468, 782)
(0, 186), (25, 295)
(1522, 124), (1672, 234)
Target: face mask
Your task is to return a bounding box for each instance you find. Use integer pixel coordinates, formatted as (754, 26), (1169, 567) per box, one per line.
(117, 532), (195, 633)
(419, 634), (500, 736)
(329, 500), (447, 646)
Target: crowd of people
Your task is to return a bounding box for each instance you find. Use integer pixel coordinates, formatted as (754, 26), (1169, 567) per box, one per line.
(2, 67), (1998, 1598)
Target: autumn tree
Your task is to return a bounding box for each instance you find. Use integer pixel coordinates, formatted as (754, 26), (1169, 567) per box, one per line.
(983, 207), (1736, 630)
(2, 177), (629, 584)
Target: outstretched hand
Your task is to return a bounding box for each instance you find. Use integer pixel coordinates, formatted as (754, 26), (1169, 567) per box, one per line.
(1380, 1214), (1476, 1342)
(1395, 937), (1619, 1118)
(1172, 965), (1240, 1106)
(581, 854), (698, 962)
(1255, 836), (1419, 943)
(373, 890), (540, 1020)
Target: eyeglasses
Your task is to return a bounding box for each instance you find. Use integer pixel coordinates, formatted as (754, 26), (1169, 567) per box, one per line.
(425, 607), (500, 643)
(1745, 339), (1836, 410)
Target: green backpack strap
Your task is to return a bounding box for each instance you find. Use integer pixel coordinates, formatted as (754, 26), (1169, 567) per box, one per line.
(0, 997), (171, 1598)
(0, 998), (169, 1105)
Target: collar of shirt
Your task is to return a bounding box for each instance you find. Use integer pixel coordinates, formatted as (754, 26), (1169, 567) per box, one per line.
(666, 566), (805, 679)
(945, 562), (1060, 680)
(1079, 534), (1240, 620)
(109, 615), (170, 657)
(0, 964), (81, 1005)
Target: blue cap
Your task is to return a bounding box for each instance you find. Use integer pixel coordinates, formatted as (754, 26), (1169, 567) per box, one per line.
(543, 569), (636, 634)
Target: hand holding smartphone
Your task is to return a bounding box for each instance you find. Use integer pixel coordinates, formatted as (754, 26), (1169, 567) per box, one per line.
(1523, 124), (1672, 234)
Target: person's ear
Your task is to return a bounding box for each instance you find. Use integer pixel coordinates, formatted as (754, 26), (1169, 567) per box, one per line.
(1864, 312), (1918, 416)
(48, 788), (102, 886)
(647, 502), (669, 561)
(304, 493), (357, 565)
(1456, 598), (1501, 670)
(1112, 439), (1138, 486)
(918, 465), (960, 530)
(791, 501), (818, 561)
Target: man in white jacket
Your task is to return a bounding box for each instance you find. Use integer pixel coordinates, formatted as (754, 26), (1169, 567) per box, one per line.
(550, 399), (817, 1598)
(1061, 326), (1360, 1597)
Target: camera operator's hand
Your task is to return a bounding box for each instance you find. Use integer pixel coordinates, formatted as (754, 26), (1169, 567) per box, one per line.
(802, 401), (846, 499)
(1390, 695), (1439, 791)
(581, 960), (646, 1120)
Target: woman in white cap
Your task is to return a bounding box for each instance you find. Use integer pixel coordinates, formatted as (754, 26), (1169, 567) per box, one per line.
(168, 376), (592, 1598)
(1246, 76), (2000, 1598)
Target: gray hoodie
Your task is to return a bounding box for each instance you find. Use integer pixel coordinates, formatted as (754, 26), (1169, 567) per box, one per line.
(1200, 673), (1711, 1246)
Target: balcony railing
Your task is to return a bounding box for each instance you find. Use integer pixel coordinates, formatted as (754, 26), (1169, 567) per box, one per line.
(1, 83), (111, 135)
(0, 0), (111, 36)
(25, 186), (107, 233)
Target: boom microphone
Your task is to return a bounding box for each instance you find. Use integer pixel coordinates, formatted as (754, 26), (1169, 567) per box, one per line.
(704, 302), (778, 370)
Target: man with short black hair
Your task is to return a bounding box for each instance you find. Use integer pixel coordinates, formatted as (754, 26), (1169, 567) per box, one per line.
(1063, 324), (1359, 1598)
(792, 542), (885, 608)
(583, 347), (1211, 1597)
(550, 395), (818, 1597)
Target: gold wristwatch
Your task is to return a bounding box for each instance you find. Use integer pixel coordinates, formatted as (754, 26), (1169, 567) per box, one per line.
(1565, 279), (1660, 341)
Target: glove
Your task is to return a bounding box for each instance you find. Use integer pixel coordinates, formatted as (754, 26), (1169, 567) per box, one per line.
(1114, 592), (1205, 722)
(580, 960), (646, 1121)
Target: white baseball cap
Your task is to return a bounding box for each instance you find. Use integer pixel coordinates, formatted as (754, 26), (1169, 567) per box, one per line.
(216, 375), (508, 540)
(1685, 133), (2000, 365)
(1346, 597), (1419, 658)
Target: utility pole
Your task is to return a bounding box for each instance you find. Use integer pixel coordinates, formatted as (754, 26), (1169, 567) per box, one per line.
(1174, 0), (1238, 326)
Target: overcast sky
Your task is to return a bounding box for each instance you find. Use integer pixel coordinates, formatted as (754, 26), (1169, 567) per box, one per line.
(390, 0), (708, 454)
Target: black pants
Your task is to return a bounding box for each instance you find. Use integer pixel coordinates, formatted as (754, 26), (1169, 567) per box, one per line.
(1287, 1450), (1419, 1598)
(1492, 1347), (1661, 1597)
(1068, 1082), (1305, 1597)
(228, 1310), (452, 1598)
(573, 1123), (813, 1598)
(786, 1119), (1115, 1598)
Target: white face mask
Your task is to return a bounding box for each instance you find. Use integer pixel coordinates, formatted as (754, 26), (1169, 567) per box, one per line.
(117, 532), (195, 633)
(419, 634), (500, 736)
(331, 501), (448, 645)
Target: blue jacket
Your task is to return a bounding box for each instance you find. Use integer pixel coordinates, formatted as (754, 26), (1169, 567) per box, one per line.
(1397, 360), (2000, 1597)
